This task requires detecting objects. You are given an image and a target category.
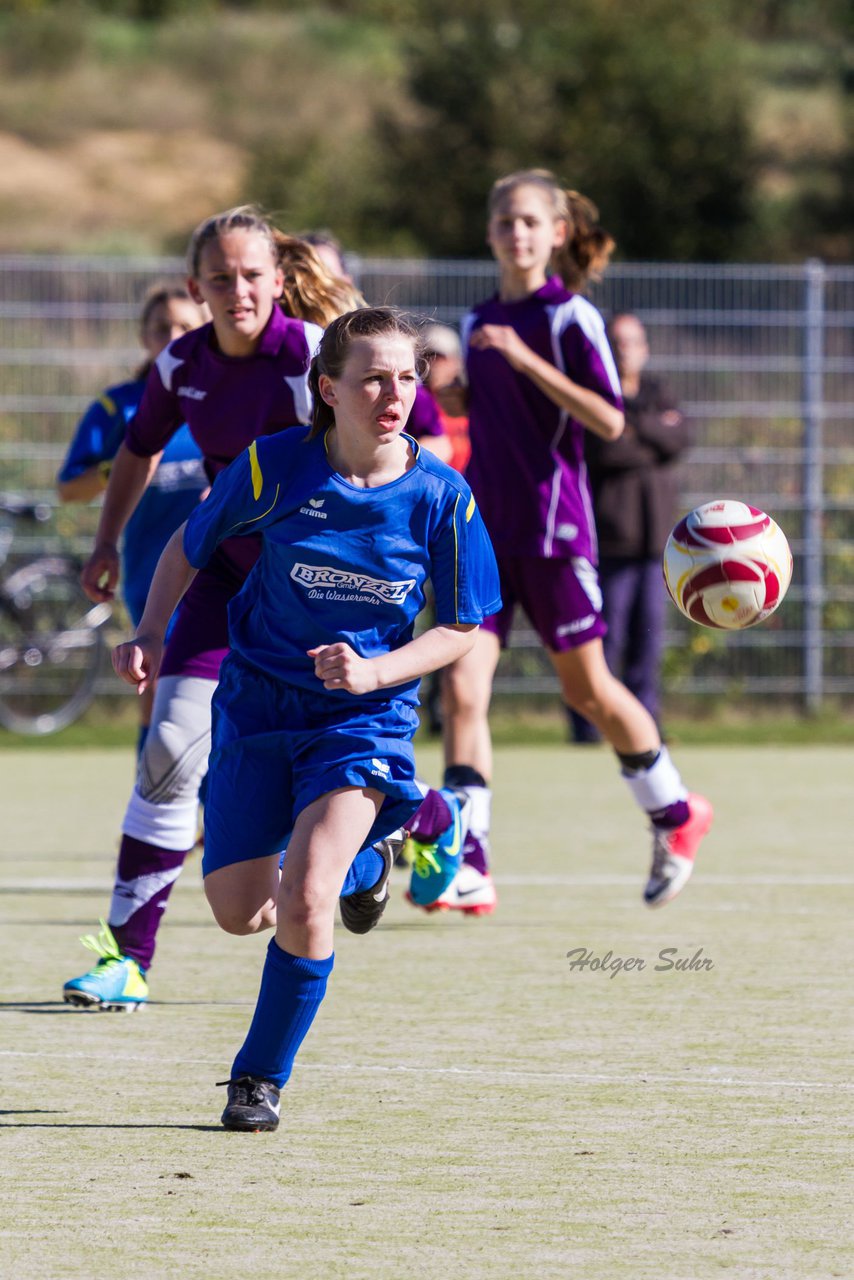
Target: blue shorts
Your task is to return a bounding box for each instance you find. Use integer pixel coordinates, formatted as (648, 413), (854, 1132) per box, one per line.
(202, 652), (423, 876)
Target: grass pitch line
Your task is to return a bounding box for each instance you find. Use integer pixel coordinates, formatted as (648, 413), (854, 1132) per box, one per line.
(495, 873), (854, 887)
(3, 873), (854, 892)
(0, 1048), (851, 1093)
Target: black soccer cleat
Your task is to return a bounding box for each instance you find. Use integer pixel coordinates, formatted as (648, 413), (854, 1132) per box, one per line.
(338, 836), (397, 934)
(218, 1076), (281, 1132)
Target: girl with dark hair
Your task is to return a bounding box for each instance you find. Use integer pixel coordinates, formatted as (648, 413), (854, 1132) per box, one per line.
(112, 306), (500, 1131)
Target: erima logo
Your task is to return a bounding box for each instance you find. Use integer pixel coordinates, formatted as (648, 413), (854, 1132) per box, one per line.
(371, 758), (390, 775)
(555, 522), (579, 540)
(177, 385), (207, 401)
(299, 497), (327, 519)
(290, 563), (416, 604)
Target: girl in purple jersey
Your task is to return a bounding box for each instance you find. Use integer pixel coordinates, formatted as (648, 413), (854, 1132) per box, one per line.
(62, 208), (365, 1011)
(422, 169), (712, 915)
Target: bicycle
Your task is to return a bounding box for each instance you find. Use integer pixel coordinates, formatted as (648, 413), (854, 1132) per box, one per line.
(0, 495), (111, 735)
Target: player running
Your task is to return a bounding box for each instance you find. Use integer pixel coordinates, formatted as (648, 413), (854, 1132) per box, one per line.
(62, 208), (363, 1011)
(425, 169), (712, 915)
(112, 307), (500, 1131)
(56, 285), (208, 758)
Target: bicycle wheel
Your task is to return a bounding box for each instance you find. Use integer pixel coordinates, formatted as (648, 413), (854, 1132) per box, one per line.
(0, 557), (110, 735)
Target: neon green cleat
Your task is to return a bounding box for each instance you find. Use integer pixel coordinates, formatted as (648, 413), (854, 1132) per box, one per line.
(62, 920), (149, 1011)
(407, 788), (466, 906)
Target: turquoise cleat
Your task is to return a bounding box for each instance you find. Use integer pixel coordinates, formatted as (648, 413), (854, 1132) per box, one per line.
(62, 920), (149, 1011)
(407, 788), (467, 907)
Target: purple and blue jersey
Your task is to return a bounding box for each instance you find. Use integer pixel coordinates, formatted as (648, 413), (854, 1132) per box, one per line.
(462, 275), (622, 563)
(126, 306), (322, 584)
(124, 306), (322, 680)
(57, 378), (206, 626)
(182, 428), (501, 706)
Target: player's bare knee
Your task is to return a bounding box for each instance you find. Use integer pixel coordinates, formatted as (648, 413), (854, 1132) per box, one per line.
(278, 877), (334, 932)
(442, 665), (488, 718)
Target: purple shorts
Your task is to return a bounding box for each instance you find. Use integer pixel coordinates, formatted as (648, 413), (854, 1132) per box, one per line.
(159, 565), (234, 682)
(482, 554), (607, 653)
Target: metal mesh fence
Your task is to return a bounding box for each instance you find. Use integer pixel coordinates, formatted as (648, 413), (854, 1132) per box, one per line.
(1, 254), (852, 710)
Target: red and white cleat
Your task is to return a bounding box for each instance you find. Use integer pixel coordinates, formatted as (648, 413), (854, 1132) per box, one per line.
(644, 792), (713, 908)
(406, 862), (498, 916)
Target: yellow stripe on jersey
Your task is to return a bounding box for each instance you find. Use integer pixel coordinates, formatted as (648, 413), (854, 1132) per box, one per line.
(466, 494), (476, 523)
(248, 440), (264, 500)
(452, 494), (460, 623)
(98, 393), (117, 416)
(217, 441), (280, 537)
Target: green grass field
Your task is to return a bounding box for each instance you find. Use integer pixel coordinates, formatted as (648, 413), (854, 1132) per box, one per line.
(1, 744), (852, 1279)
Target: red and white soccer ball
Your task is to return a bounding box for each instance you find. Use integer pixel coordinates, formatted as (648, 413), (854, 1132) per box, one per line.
(663, 500), (793, 630)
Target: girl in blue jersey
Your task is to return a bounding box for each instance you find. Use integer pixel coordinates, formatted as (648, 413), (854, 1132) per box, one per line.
(432, 169), (712, 914)
(56, 285), (208, 755)
(112, 307), (501, 1132)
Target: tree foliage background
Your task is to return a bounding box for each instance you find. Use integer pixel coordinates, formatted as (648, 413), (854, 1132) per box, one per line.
(0, 0), (850, 261)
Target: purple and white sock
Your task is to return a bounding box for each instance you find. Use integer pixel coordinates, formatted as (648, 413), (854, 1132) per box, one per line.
(619, 746), (689, 829)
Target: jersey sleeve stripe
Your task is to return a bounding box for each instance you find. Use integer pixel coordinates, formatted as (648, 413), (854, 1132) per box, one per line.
(453, 493), (461, 623)
(465, 494), (476, 523)
(98, 393), (116, 415)
(248, 440), (264, 500)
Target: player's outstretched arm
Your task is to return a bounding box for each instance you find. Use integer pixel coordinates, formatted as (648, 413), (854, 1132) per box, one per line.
(112, 524), (197, 694)
(81, 442), (164, 603)
(309, 624), (477, 696)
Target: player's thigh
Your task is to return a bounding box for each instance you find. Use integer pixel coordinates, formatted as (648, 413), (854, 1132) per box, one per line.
(281, 787), (384, 910)
(138, 674), (215, 801)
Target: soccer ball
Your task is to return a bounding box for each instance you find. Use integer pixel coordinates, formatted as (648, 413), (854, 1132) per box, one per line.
(662, 500), (793, 630)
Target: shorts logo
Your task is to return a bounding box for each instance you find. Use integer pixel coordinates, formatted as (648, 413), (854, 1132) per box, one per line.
(556, 614), (596, 637)
(290, 563), (416, 605)
(371, 758), (390, 776)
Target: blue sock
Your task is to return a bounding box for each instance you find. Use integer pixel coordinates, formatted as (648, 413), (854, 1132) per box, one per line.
(231, 940), (334, 1089)
(340, 844), (384, 898)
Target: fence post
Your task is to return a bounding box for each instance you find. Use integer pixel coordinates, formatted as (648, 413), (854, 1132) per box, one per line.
(802, 259), (825, 714)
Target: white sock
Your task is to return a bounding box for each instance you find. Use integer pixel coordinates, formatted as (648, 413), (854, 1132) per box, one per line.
(620, 746), (687, 814)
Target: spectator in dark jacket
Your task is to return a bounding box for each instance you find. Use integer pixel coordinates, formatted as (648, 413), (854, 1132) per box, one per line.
(571, 313), (689, 743)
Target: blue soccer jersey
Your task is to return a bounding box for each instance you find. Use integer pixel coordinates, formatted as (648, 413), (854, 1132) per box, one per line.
(58, 378), (207, 625)
(182, 428), (502, 704)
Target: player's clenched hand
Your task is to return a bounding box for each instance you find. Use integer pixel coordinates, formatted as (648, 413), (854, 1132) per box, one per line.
(468, 323), (530, 368)
(308, 643), (379, 695)
(81, 541), (120, 604)
(112, 635), (163, 694)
